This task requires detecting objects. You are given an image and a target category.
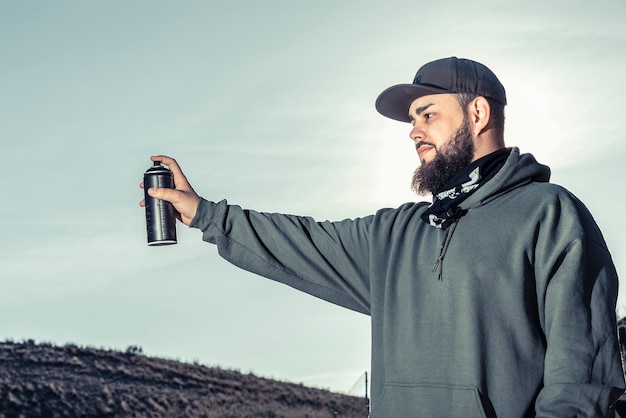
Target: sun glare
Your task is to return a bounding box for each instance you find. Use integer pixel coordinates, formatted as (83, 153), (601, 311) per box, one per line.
(501, 65), (608, 169)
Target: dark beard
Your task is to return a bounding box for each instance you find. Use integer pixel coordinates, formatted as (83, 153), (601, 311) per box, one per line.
(411, 117), (475, 196)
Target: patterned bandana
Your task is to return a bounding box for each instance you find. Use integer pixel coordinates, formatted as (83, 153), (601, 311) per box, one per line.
(421, 148), (510, 229)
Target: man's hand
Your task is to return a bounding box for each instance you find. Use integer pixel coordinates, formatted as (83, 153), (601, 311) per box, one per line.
(140, 155), (201, 226)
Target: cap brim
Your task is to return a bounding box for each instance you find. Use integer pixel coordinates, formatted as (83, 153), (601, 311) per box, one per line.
(375, 84), (451, 123)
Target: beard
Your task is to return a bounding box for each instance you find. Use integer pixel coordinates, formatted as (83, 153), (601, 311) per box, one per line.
(411, 117), (475, 196)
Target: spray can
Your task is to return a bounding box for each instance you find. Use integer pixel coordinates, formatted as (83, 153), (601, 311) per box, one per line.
(143, 161), (177, 245)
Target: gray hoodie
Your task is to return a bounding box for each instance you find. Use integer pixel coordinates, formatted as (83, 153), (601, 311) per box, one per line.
(190, 147), (625, 417)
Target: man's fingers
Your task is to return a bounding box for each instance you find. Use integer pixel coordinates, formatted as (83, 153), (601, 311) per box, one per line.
(150, 155), (191, 190)
(151, 155), (177, 168)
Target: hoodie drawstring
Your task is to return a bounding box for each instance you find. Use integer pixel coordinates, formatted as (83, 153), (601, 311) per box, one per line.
(432, 211), (464, 281)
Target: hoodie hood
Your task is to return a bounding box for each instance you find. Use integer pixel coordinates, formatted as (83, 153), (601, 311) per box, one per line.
(459, 147), (551, 211)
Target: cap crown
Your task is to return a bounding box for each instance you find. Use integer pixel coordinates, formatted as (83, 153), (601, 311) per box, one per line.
(375, 57), (506, 122)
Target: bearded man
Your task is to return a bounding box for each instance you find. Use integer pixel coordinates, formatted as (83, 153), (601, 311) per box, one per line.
(141, 57), (625, 417)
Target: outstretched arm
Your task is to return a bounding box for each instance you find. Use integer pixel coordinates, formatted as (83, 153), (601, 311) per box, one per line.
(139, 155), (201, 226)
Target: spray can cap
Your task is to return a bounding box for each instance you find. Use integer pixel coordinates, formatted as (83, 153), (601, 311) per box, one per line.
(146, 161), (171, 174)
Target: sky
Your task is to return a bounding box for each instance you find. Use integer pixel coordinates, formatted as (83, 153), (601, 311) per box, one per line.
(1, 0), (626, 394)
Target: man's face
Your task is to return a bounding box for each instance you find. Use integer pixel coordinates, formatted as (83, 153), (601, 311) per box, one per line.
(408, 94), (475, 195)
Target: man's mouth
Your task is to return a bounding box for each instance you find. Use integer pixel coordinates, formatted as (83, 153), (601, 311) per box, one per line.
(416, 142), (436, 159)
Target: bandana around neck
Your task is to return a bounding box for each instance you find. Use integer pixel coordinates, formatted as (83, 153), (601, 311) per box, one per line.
(421, 148), (510, 229)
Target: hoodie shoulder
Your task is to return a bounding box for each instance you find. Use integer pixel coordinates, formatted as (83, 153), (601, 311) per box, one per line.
(501, 148), (551, 187)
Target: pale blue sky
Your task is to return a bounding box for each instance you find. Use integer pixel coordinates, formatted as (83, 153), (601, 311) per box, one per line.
(1, 0), (625, 392)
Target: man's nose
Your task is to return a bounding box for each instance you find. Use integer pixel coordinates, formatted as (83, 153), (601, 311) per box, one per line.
(410, 124), (424, 142)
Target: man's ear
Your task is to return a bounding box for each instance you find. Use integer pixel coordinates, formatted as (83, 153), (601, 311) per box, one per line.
(468, 96), (491, 136)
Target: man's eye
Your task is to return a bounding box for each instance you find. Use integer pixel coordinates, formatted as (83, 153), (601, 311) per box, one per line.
(425, 113), (435, 120)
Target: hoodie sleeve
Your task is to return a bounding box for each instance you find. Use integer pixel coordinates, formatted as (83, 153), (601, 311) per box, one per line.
(534, 235), (625, 417)
(189, 198), (372, 315)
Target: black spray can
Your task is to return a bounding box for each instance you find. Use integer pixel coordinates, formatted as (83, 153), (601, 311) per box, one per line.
(143, 161), (177, 245)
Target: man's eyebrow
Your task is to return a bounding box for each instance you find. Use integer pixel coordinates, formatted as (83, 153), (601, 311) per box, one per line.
(415, 103), (435, 116)
(409, 103), (435, 121)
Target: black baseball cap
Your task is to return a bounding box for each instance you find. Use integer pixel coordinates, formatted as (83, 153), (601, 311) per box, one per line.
(375, 57), (507, 123)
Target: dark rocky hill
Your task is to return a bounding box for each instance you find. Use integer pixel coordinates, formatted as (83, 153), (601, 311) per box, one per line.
(0, 340), (367, 418)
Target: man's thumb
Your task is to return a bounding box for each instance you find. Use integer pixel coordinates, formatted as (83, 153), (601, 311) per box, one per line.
(148, 187), (173, 202)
